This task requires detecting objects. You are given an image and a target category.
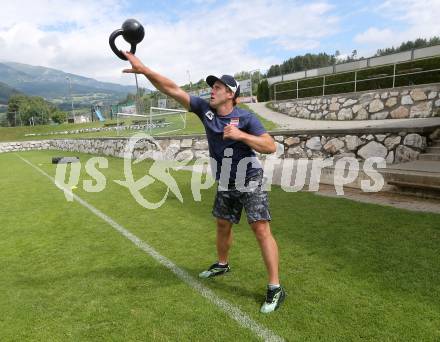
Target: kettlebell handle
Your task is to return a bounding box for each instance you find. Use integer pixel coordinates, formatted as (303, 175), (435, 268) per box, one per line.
(109, 29), (137, 61)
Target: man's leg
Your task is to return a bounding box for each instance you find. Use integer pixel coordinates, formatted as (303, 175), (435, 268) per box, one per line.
(250, 220), (285, 313)
(250, 220), (279, 284)
(199, 190), (240, 279)
(216, 218), (233, 264)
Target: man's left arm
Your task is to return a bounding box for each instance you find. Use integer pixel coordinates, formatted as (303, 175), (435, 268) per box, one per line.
(223, 125), (276, 154)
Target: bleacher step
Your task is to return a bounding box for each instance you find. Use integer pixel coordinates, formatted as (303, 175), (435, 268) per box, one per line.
(419, 154), (440, 161)
(426, 146), (440, 154)
(381, 160), (440, 198)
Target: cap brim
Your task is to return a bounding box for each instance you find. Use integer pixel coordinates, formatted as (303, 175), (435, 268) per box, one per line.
(206, 75), (220, 88)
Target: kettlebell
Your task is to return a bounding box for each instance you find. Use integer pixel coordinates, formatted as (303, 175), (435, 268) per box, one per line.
(109, 19), (145, 60)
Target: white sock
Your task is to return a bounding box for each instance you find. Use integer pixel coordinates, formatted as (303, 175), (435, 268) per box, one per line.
(218, 262), (228, 266)
(268, 284), (280, 290)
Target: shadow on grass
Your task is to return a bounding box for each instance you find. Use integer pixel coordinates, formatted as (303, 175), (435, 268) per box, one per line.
(14, 264), (181, 288)
(182, 266), (263, 304)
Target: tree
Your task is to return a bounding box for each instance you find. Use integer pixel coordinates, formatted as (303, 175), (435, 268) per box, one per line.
(7, 95), (25, 126)
(352, 50), (357, 59)
(51, 110), (67, 124)
(234, 71), (251, 80)
(257, 79), (270, 102)
(7, 94), (66, 126)
(266, 53), (336, 77)
(375, 36), (440, 56)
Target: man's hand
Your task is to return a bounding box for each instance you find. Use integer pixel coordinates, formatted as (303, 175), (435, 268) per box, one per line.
(223, 124), (244, 141)
(224, 129), (276, 154)
(122, 51), (146, 74)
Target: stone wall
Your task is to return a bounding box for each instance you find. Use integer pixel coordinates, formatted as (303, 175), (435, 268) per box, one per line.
(273, 84), (440, 121)
(24, 122), (169, 138)
(48, 137), (211, 161)
(269, 131), (426, 164)
(0, 140), (52, 153)
(1, 126), (436, 165)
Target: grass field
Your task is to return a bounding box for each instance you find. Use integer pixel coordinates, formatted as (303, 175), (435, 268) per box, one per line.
(0, 104), (278, 142)
(1, 150), (439, 341)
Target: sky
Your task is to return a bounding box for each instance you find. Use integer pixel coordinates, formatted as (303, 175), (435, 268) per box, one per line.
(1, 0), (440, 89)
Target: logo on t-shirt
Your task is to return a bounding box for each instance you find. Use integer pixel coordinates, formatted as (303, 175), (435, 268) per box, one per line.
(205, 111), (214, 120)
(230, 118), (239, 126)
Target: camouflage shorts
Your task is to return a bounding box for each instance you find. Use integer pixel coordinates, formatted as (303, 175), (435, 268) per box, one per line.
(212, 169), (271, 224)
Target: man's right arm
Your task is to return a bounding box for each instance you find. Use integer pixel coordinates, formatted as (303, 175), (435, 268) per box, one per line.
(123, 51), (190, 110)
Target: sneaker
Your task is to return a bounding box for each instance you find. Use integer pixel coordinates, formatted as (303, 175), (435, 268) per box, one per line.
(260, 286), (286, 314)
(198, 262), (230, 278)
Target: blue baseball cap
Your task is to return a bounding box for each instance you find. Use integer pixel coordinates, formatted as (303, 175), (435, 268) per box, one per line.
(206, 75), (240, 98)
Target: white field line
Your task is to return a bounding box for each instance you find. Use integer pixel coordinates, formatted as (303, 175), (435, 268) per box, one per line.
(17, 155), (285, 342)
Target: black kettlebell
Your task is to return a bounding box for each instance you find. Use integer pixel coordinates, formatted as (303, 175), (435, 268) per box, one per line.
(109, 19), (145, 60)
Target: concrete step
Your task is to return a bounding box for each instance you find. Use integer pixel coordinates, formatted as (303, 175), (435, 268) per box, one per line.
(382, 169), (440, 185)
(386, 160), (440, 173)
(381, 160), (440, 198)
(387, 184), (440, 199)
(419, 154), (440, 161)
(426, 146), (440, 154)
(382, 170), (440, 190)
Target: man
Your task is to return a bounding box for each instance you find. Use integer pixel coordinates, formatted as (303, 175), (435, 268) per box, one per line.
(123, 52), (285, 313)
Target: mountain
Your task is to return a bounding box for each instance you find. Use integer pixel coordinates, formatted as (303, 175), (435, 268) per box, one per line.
(0, 81), (22, 104)
(0, 62), (144, 105)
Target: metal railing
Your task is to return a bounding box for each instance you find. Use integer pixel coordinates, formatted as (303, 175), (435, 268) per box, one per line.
(273, 55), (440, 101)
(267, 45), (440, 86)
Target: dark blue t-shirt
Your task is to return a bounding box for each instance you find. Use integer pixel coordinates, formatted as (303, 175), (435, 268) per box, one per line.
(189, 96), (266, 183)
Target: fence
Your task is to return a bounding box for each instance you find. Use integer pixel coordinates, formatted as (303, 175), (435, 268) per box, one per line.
(273, 54), (440, 101)
(267, 45), (440, 98)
